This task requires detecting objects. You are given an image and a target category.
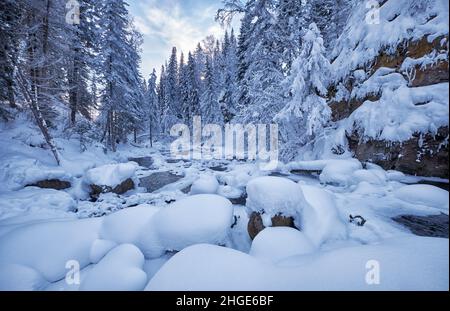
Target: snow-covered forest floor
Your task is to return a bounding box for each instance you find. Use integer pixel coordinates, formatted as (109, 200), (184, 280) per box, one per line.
(0, 118), (448, 291)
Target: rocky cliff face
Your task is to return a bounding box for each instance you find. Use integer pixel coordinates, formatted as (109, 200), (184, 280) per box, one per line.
(326, 0), (449, 178)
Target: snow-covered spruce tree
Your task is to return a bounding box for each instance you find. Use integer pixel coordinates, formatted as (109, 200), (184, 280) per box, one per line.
(240, 0), (285, 124)
(146, 69), (159, 146)
(157, 64), (166, 128)
(194, 43), (206, 94)
(0, 0), (25, 115)
(97, 0), (145, 151)
(310, 0), (338, 50)
(178, 53), (191, 124)
(67, 0), (101, 125)
(201, 56), (223, 124)
(164, 47), (181, 121)
(275, 23), (332, 161)
(186, 52), (201, 125)
(273, 0), (303, 74)
(218, 29), (239, 123)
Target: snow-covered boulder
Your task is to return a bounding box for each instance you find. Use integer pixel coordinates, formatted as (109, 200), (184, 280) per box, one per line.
(85, 162), (137, 197)
(250, 227), (315, 263)
(352, 169), (387, 186)
(394, 184), (449, 210)
(137, 194), (234, 258)
(81, 244), (147, 291)
(300, 185), (348, 246)
(246, 176), (308, 221)
(319, 159), (363, 186)
(146, 244), (271, 291)
(99, 204), (159, 245)
(190, 174), (219, 195)
(0, 157), (72, 191)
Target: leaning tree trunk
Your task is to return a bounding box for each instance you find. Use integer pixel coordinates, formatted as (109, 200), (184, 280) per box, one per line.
(17, 68), (61, 165)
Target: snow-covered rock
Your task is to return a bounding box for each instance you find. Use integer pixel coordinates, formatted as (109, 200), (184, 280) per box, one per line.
(99, 204), (159, 245)
(81, 244), (147, 291)
(300, 185), (347, 247)
(352, 169), (387, 186)
(246, 176), (308, 222)
(85, 162), (138, 188)
(190, 174), (219, 195)
(137, 194), (234, 258)
(319, 159), (363, 186)
(394, 184), (449, 210)
(250, 227), (315, 263)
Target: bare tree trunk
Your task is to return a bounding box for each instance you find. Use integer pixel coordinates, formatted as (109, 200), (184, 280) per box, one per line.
(17, 68), (61, 165)
(134, 128), (137, 143)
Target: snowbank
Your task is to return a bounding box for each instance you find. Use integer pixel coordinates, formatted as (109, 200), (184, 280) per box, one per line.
(81, 244), (147, 291)
(137, 194), (234, 258)
(190, 174), (219, 195)
(250, 227), (315, 263)
(246, 177), (308, 222)
(0, 218), (101, 283)
(0, 187), (76, 221)
(394, 184), (449, 210)
(85, 162), (138, 187)
(146, 236), (449, 291)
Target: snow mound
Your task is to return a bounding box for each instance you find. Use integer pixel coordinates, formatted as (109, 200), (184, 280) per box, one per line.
(89, 239), (117, 264)
(146, 237), (448, 291)
(80, 244), (147, 291)
(352, 169), (387, 186)
(99, 204), (159, 245)
(137, 194), (234, 258)
(190, 174), (219, 195)
(85, 162), (138, 187)
(0, 218), (101, 283)
(319, 159), (363, 186)
(300, 185), (347, 247)
(250, 227), (315, 263)
(146, 244), (271, 291)
(0, 263), (48, 291)
(0, 187), (77, 221)
(394, 184), (449, 210)
(246, 176), (308, 221)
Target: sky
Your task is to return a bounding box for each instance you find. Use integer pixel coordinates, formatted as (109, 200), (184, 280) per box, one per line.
(128, 0), (240, 80)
